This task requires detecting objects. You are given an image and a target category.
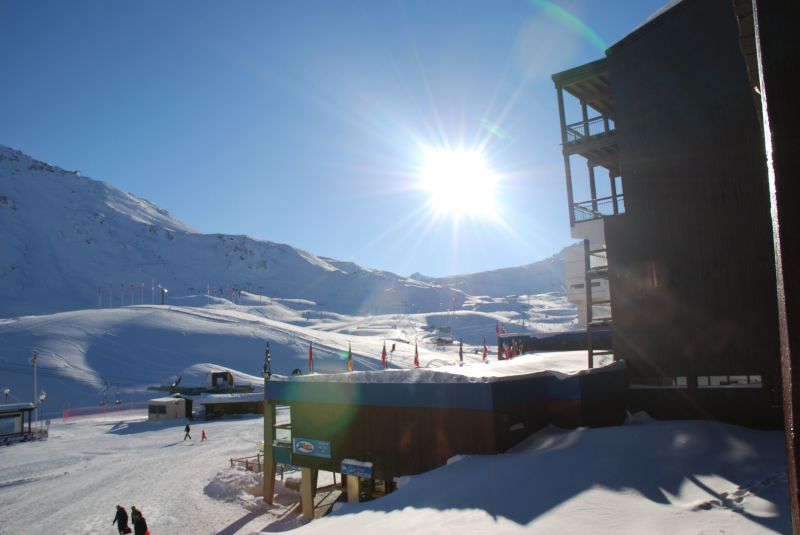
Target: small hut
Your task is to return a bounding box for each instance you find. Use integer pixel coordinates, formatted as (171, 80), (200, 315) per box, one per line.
(0, 403), (36, 445)
(148, 395), (192, 421)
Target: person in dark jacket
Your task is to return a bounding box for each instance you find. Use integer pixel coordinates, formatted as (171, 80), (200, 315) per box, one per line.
(112, 505), (130, 534)
(183, 422), (191, 440)
(131, 506), (148, 535)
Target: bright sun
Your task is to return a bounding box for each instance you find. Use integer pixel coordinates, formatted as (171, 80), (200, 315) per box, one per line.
(418, 148), (499, 219)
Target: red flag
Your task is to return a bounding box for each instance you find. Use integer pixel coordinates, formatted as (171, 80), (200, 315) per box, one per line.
(413, 341), (419, 368)
(482, 338), (488, 362)
(308, 341), (313, 373)
(381, 342), (387, 369)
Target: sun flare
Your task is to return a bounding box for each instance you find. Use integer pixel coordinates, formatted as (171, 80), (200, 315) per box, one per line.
(418, 148), (499, 219)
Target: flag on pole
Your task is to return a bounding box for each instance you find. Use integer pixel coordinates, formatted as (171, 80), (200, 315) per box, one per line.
(381, 342), (387, 369)
(32, 351), (37, 367)
(459, 341), (463, 365)
(347, 342), (353, 372)
(413, 341), (419, 368)
(308, 341), (314, 373)
(482, 338), (488, 362)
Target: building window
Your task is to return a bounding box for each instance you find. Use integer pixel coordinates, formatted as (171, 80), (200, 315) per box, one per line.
(630, 376), (688, 389)
(696, 375), (763, 389)
(570, 283), (585, 289)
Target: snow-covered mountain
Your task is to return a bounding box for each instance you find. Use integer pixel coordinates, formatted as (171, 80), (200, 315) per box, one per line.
(0, 145), (565, 319)
(0, 146), (468, 318)
(409, 252), (565, 298)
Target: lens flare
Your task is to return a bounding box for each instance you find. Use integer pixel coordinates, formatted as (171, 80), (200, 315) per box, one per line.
(527, 0), (607, 52)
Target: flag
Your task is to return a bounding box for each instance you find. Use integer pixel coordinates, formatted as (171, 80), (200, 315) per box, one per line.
(347, 342), (353, 372)
(413, 341), (419, 368)
(391, 343), (396, 353)
(495, 322), (499, 336)
(504, 341), (510, 360)
(482, 338), (488, 362)
(308, 341), (314, 373)
(459, 341), (463, 365)
(31, 351), (37, 367)
(381, 342), (387, 369)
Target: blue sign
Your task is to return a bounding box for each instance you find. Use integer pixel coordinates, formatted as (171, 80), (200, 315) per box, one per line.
(341, 459), (373, 478)
(292, 437), (331, 458)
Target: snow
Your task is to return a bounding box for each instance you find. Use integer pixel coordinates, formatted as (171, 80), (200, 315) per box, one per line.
(0, 411), (789, 534)
(0, 145), (791, 533)
(281, 350), (593, 384)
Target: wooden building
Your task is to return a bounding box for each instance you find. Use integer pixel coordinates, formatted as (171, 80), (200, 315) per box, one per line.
(201, 392), (263, 420)
(148, 395), (192, 421)
(261, 360), (627, 518)
(0, 402), (36, 445)
(552, 0), (781, 427)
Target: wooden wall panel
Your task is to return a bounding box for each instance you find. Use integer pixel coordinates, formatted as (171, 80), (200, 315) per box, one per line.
(602, 0), (781, 422)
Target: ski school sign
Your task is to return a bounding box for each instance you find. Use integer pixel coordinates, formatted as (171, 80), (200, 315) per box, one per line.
(292, 437), (331, 458)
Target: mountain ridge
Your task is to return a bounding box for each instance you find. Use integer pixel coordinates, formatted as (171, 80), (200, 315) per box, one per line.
(0, 144), (565, 318)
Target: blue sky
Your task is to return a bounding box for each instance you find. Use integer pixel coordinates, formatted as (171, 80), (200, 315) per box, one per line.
(0, 0), (665, 278)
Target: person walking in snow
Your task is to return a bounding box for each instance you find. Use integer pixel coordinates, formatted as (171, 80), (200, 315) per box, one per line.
(112, 504), (130, 534)
(183, 422), (191, 440)
(131, 506), (148, 535)
(201, 429), (207, 441)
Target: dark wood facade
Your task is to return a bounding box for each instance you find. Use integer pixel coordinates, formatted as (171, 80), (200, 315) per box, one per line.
(554, 0), (783, 427)
(267, 364), (626, 482)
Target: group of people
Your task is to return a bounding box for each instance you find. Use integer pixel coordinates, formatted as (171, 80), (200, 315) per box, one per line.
(112, 505), (148, 535)
(183, 423), (207, 441)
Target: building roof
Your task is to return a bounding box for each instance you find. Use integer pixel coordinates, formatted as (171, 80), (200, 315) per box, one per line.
(270, 350), (595, 386)
(0, 402), (36, 412)
(149, 397), (185, 404)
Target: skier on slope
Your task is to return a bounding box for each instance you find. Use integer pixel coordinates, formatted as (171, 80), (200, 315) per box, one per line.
(184, 422), (191, 440)
(112, 504), (130, 534)
(201, 429), (207, 441)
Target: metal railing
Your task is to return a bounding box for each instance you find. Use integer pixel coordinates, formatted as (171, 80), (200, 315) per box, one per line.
(573, 195), (624, 222)
(565, 116), (614, 143)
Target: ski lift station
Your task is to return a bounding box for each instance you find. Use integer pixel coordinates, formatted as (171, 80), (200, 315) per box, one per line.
(261, 353), (626, 519)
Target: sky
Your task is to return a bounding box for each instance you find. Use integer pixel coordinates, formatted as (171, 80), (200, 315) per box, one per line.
(0, 0), (666, 278)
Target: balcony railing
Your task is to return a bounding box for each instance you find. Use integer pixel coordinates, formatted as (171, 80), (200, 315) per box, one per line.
(573, 195), (624, 222)
(565, 116), (614, 143)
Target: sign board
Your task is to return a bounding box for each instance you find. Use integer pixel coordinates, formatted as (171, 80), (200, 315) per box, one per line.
(292, 437), (331, 458)
(341, 458), (373, 478)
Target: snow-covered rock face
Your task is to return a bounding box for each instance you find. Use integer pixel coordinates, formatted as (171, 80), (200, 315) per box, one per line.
(0, 145), (491, 318)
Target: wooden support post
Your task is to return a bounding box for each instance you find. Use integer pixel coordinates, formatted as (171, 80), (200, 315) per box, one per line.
(588, 163), (598, 213)
(262, 400), (277, 505)
(609, 171), (619, 215)
(581, 99), (589, 137)
(301, 467), (318, 519)
(556, 85), (576, 227)
(584, 239), (594, 369)
(346, 475), (360, 504)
